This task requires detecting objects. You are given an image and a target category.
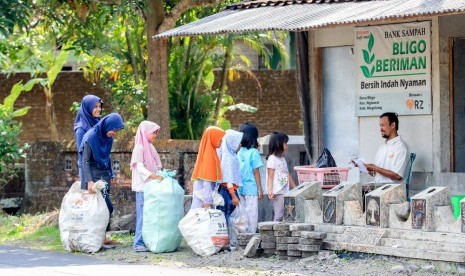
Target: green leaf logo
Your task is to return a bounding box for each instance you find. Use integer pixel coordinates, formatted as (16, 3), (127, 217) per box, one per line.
(361, 33), (376, 78)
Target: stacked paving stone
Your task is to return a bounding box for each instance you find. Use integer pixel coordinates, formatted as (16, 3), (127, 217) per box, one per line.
(237, 233), (258, 248)
(244, 222), (327, 261)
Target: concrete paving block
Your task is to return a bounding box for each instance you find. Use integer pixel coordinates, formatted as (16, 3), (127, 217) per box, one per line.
(260, 235), (277, 242)
(276, 243), (288, 251)
(258, 222), (279, 230)
(273, 223), (290, 231)
(287, 250), (302, 256)
(262, 248), (276, 254)
(244, 236), (261, 258)
(288, 244), (300, 251)
(274, 230), (291, 237)
(275, 250), (288, 256)
(259, 230), (274, 236)
(276, 236), (300, 244)
(301, 231), (327, 240)
(291, 231), (302, 237)
(298, 244), (322, 252)
(289, 223), (315, 231)
(299, 238), (323, 245)
(238, 233), (257, 240)
(260, 242), (276, 249)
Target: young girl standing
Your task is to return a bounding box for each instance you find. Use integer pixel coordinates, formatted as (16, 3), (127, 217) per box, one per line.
(130, 121), (163, 252)
(266, 131), (296, 222)
(216, 129), (243, 224)
(190, 126), (226, 209)
(237, 123), (263, 233)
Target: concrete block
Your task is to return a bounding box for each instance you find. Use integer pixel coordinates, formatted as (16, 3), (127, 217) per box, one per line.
(275, 236), (299, 244)
(260, 242), (276, 249)
(388, 203), (412, 230)
(289, 223), (314, 231)
(284, 181), (322, 222)
(244, 236), (261, 258)
(365, 184), (406, 227)
(343, 200), (364, 226)
(276, 243), (288, 250)
(322, 182), (362, 224)
(291, 231), (302, 237)
(258, 222), (279, 230)
(301, 231), (327, 240)
(274, 230), (291, 236)
(275, 250), (288, 256)
(273, 223), (290, 230)
(434, 206), (460, 233)
(259, 230), (274, 236)
(298, 244), (321, 252)
(411, 186), (450, 231)
(260, 235), (276, 242)
(287, 250), (302, 256)
(288, 244), (300, 250)
(299, 238), (323, 245)
(302, 251), (318, 258)
(303, 199), (323, 224)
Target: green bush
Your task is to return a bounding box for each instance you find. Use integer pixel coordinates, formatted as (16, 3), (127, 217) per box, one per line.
(0, 113), (28, 188)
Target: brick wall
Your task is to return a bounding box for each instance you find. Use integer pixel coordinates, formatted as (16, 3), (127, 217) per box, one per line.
(222, 70), (302, 136)
(1, 70), (302, 144)
(22, 140), (199, 217)
(0, 72), (107, 144)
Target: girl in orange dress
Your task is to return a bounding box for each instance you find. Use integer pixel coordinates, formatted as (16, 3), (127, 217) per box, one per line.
(190, 126), (226, 209)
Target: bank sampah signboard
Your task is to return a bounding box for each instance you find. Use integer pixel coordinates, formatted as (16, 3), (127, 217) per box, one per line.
(355, 21), (431, 116)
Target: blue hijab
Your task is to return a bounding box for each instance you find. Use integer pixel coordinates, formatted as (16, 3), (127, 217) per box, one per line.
(74, 95), (103, 132)
(79, 113), (124, 169)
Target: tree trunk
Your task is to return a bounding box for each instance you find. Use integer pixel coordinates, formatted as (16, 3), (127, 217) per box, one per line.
(146, 0), (171, 139)
(44, 88), (59, 141)
(213, 35), (233, 124)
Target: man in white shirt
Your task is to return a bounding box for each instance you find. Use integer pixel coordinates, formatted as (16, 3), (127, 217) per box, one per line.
(365, 112), (409, 183)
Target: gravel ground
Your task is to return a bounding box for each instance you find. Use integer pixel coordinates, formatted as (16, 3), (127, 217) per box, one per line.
(90, 239), (464, 275)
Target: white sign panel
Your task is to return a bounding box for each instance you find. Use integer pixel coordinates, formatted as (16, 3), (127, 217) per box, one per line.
(355, 21), (431, 116)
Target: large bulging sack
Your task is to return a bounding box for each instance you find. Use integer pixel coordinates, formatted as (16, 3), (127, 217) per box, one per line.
(142, 171), (184, 253)
(59, 181), (109, 253)
(178, 208), (229, 257)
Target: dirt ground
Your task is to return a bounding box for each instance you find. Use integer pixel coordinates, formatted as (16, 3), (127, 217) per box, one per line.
(90, 239), (465, 275)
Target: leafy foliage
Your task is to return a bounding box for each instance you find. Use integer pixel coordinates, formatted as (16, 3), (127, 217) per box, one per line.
(0, 79), (40, 188)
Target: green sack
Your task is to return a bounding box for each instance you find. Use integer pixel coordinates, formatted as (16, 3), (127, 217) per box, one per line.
(142, 170), (184, 253)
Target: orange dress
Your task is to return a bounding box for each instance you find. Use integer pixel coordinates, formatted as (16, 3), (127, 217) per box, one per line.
(191, 126), (226, 182)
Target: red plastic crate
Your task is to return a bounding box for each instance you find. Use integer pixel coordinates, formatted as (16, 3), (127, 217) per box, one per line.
(294, 166), (350, 189)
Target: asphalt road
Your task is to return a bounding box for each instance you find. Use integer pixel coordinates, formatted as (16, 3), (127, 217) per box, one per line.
(0, 245), (222, 276)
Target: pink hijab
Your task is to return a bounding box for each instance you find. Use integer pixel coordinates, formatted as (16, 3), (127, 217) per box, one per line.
(130, 121), (162, 172)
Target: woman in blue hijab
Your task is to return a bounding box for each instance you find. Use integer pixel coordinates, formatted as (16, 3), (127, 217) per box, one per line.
(74, 95), (103, 150)
(74, 95), (103, 179)
(79, 113), (125, 215)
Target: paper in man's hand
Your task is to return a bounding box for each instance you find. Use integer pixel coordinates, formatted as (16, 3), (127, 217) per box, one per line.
(352, 158), (368, 173)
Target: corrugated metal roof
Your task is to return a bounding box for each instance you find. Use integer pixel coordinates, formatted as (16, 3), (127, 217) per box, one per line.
(155, 0), (465, 38)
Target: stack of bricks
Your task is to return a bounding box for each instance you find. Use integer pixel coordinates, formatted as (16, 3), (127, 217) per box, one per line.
(245, 222), (326, 261)
(238, 233), (258, 248)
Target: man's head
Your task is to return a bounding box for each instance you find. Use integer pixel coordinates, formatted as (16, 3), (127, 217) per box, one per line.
(379, 112), (399, 140)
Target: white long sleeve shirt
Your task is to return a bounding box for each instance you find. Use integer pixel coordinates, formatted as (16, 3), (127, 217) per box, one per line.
(131, 163), (158, 192)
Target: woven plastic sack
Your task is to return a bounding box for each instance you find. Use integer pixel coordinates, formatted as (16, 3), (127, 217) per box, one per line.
(178, 208), (229, 256)
(142, 170), (184, 253)
(59, 180), (109, 253)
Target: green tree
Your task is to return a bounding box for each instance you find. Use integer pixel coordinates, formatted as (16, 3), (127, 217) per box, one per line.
(0, 79), (41, 189)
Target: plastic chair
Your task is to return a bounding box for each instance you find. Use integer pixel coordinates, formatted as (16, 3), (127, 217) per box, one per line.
(404, 152), (416, 201)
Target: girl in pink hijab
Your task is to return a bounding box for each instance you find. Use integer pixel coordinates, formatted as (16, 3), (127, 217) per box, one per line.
(130, 121), (163, 252)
